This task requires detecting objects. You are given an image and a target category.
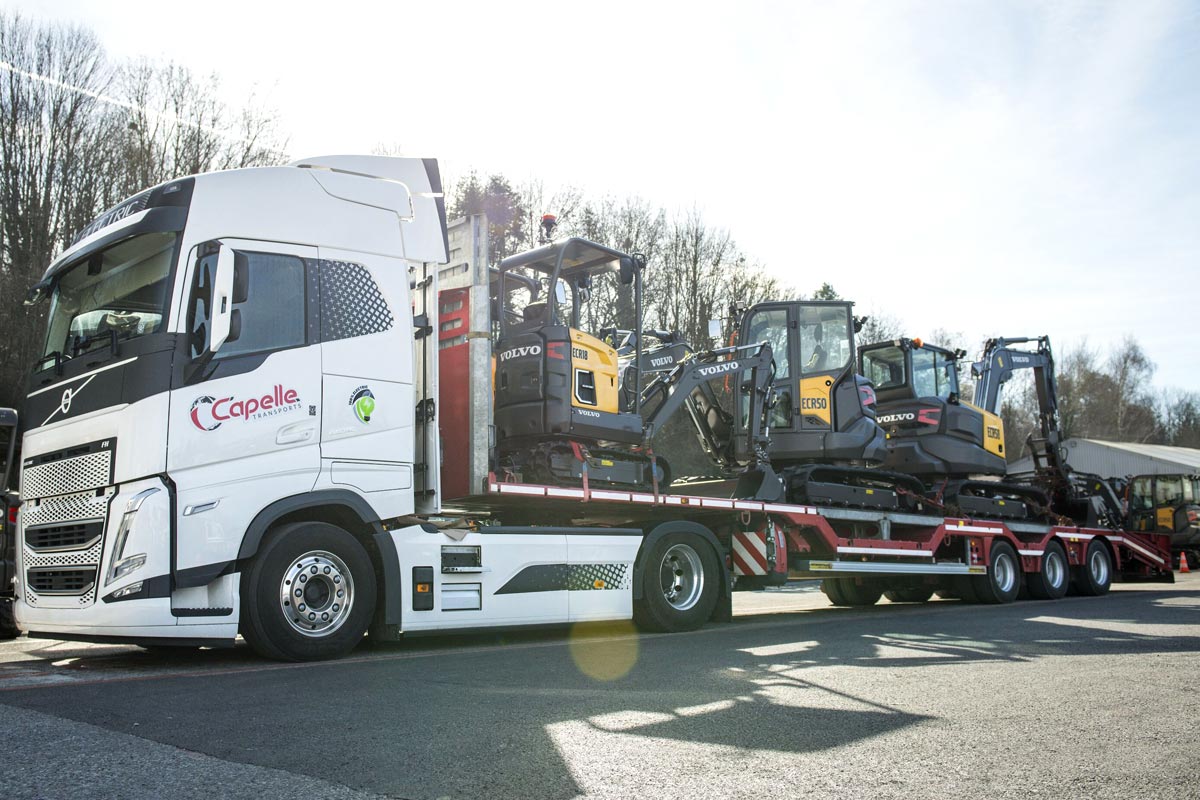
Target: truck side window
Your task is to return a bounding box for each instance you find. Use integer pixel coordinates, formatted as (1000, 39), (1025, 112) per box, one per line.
(216, 252), (307, 359)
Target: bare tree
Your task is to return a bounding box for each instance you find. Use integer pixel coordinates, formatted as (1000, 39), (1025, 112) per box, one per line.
(0, 15), (287, 411)
(0, 13), (110, 408)
(112, 59), (285, 201)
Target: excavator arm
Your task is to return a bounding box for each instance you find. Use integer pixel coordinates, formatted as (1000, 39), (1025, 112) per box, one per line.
(972, 336), (1123, 527)
(971, 336), (1064, 474)
(639, 341), (782, 500)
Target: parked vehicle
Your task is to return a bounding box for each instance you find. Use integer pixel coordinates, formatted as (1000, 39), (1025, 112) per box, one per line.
(12, 157), (1173, 661)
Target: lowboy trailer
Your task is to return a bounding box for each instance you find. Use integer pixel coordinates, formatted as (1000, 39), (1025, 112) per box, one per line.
(477, 473), (1172, 612)
(12, 156), (1172, 661)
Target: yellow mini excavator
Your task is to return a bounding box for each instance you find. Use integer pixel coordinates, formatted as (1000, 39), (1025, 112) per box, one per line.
(491, 237), (778, 497)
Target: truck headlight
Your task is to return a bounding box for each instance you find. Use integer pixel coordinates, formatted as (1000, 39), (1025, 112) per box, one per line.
(105, 488), (159, 586)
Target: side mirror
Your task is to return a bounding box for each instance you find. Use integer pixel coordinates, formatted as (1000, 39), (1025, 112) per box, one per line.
(619, 256), (635, 285)
(232, 255), (249, 304)
(554, 279), (568, 306)
(208, 245), (236, 353)
(707, 319), (722, 340)
(227, 309), (242, 344)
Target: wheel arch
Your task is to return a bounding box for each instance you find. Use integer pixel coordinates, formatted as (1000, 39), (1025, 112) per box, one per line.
(632, 520), (730, 607)
(1094, 534), (1118, 567)
(237, 490), (385, 562)
(236, 491), (402, 631)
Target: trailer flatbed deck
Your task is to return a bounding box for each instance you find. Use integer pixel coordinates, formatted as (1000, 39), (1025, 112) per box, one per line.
(454, 476), (1173, 593)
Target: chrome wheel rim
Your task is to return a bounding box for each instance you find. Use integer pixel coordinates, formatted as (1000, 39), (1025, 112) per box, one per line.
(993, 551), (1017, 594)
(279, 550), (354, 637)
(1089, 548), (1110, 586)
(659, 543), (704, 611)
(1045, 550), (1066, 590)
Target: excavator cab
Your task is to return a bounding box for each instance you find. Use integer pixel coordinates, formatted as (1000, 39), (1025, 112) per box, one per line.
(735, 301), (885, 466)
(493, 238), (655, 485)
(858, 338), (1007, 478)
(727, 301), (927, 510)
(494, 238), (644, 446)
(1126, 474), (1200, 565)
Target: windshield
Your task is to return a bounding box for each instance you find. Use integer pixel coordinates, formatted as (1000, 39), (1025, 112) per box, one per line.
(911, 348), (958, 399)
(1155, 476), (1190, 506)
(798, 306), (850, 375)
(863, 346), (905, 390)
(41, 232), (178, 361)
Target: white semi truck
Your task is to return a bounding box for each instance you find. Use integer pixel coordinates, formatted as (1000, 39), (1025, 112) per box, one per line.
(12, 156), (1173, 661)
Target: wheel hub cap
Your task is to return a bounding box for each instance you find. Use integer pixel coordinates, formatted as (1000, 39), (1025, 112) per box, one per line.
(279, 551), (354, 637)
(659, 543), (704, 611)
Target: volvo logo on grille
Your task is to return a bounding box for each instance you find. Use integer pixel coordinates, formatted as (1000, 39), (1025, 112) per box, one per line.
(59, 389), (74, 414)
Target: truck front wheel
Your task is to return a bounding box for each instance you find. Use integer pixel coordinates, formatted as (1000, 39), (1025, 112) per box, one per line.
(633, 534), (719, 632)
(0, 598), (19, 639)
(241, 522), (377, 661)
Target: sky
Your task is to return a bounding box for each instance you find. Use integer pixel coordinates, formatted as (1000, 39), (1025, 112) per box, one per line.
(10, 0), (1200, 389)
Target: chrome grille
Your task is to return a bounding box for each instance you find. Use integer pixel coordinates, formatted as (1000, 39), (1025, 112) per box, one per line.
(24, 522), (102, 552)
(21, 490), (111, 528)
(22, 449), (112, 499)
(27, 567), (97, 595)
(22, 536), (102, 569)
(19, 442), (116, 609)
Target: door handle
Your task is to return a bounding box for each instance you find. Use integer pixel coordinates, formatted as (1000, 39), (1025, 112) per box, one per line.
(277, 422), (315, 445)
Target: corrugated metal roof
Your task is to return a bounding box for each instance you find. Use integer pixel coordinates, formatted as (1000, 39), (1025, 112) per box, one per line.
(1009, 438), (1200, 478)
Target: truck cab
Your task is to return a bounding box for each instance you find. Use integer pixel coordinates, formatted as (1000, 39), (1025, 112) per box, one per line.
(15, 157), (447, 652)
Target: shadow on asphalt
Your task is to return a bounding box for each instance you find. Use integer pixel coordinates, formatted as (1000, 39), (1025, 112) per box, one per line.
(3, 587), (1198, 799)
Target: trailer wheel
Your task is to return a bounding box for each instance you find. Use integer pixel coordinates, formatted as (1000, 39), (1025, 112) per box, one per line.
(240, 522), (377, 661)
(884, 584), (934, 603)
(633, 534), (718, 632)
(971, 540), (1021, 604)
(1073, 540), (1112, 597)
(824, 577), (882, 607)
(1027, 541), (1069, 600)
(821, 577), (848, 606)
(952, 575), (980, 603)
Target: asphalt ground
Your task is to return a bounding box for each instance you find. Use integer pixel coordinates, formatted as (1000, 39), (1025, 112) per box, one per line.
(1, 575), (1198, 800)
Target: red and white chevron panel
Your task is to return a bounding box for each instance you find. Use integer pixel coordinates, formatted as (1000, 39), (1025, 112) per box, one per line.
(732, 530), (770, 576)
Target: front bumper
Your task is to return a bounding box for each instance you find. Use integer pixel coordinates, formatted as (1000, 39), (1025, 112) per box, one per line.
(16, 468), (238, 643)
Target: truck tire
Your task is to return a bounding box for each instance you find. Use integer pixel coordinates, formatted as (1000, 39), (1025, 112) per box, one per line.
(822, 577), (848, 606)
(952, 575), (980, 603)
(0, 598), (19, 639)
(971, 540), (1021, 604)
(1073, 540), (1112, 597)
(1027, 541), (1069, 600)
(240, 522), (377, 661)
(633, 534), (719, 632)
(824, 577), (882, 607)
(884, 584), (934, 603)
